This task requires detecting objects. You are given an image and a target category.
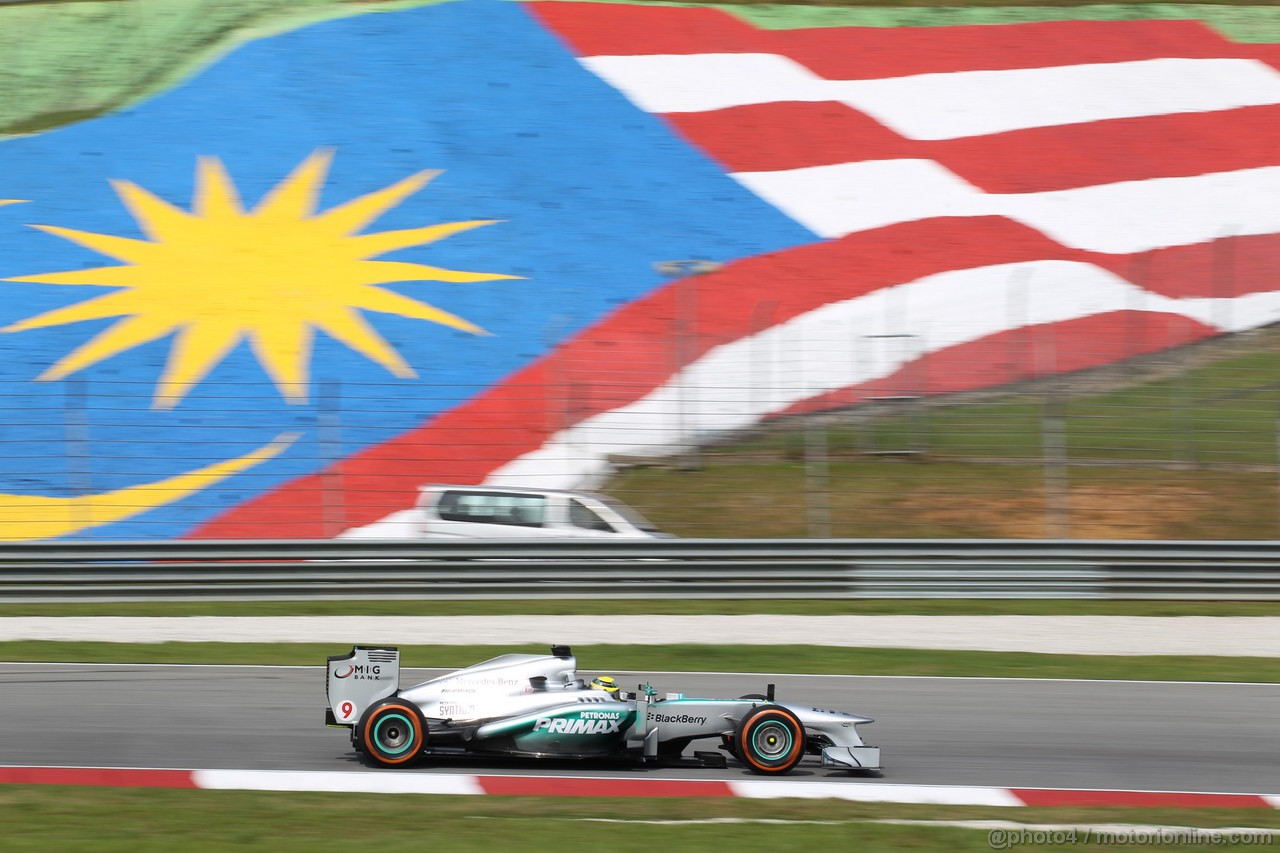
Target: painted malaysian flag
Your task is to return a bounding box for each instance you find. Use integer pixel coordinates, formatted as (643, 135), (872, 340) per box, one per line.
(3, 1), (1279, 540)
(194, 2), (1280, 538)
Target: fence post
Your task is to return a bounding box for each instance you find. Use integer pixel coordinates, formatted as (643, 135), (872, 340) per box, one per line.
(542, 313), (572, 475)
(805, 417), (831, 538)
(1212, 226), (1237, 333)
(64, 378), (91, 538)
(655, 260), (722, 472)
(750, 300), (777, 423)
(319, 378), (345, 538)
(676, 268), (700, 471)
(1040, 335), (1069, 538)
(1006, 267), (1029, 382)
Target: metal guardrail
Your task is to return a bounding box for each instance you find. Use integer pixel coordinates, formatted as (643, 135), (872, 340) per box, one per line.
(0, 539), (1278, 601)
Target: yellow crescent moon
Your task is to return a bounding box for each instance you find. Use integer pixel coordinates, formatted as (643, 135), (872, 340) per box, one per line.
(0, 432), (297, 541)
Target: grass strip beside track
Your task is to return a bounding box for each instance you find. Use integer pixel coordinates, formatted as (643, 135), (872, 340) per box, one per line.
(0, 600), (1276, 617)
(0, 788), (1276, 853)
(3, 642), (1277, 682)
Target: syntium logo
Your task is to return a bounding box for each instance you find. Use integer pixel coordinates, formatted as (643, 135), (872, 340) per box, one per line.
(533, 715), (623, 735)
(333, 664), (386, 681)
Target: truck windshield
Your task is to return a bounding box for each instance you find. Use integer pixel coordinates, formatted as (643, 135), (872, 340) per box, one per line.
(597, 496), (663, 533)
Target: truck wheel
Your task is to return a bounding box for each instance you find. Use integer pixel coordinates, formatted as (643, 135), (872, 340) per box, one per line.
(734, 705), (805, 775)
(359, 699), (427, 767)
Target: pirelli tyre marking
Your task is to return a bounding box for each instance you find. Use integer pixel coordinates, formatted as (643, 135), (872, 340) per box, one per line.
(735, 705), (806, 775)
(360, 701), (427, 766)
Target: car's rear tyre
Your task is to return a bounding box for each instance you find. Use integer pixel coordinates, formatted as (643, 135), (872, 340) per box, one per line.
(359, 699), (427, 767)
(734, 704), (806, 775)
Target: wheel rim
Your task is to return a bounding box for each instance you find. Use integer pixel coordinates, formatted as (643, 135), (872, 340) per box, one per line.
(373, 712), (415, 755)
(750, 720), (792, 762)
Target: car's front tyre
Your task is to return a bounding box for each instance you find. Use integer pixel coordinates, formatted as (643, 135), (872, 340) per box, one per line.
(359, 699), (427, 767)
(734, 704), (806, 775)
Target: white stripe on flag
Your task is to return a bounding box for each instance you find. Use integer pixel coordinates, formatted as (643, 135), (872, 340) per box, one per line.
(582, 52), (823, 113)
(840, 57), (1280, 140)
(581, 54), (1280, 139)
(487, 260), (1280, 488)
(735, 162), (1280, 253)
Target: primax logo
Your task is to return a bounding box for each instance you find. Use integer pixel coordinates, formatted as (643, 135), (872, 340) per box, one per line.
(533, 716), (623, 735)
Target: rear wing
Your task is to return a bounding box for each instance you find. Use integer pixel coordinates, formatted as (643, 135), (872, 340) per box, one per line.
(326, 646), (400, 726)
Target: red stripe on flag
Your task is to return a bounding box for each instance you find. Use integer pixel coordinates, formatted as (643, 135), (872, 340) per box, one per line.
(665, 103), (915, 175)
(666, 102), (1280, 194)
(190, 216), (1274, 538)
(478, 775), (735, 798)
(529, 3), (764, 57)
(530, 3), (1258, 76)
(1012, 788), (1272, 809)
(763, 19), (1249, 79)
(777, 311), (1217, 417)
(0, 766), (198, 789)
(1127, 232), (1280, 299)
(1250, 42), (1280, 71)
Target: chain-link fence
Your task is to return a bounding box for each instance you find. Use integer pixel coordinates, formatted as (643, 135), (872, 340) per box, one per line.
(3, 321), (1279, 541)
(604, 325), (1280, 540)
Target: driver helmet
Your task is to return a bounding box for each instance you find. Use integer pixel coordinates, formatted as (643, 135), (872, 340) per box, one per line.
(590, 675), (620, 695)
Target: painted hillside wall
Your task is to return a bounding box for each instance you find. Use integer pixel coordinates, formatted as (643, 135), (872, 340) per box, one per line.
(3, 0), (1280, 540)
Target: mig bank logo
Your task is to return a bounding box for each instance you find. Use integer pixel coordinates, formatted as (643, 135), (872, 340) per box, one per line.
(533, 711), (625, 735)
(334, 664), (385, 681)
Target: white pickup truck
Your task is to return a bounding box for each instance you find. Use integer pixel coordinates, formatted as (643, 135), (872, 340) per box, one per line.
(339, 484), (671, 540)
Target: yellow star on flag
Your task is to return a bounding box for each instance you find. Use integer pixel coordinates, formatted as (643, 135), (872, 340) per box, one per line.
(3, 150), (518, 408)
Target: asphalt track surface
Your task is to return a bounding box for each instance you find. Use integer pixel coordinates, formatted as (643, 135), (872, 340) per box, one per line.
(3, 663), (1277, 794)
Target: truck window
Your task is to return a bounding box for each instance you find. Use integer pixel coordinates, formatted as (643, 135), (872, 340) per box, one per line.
(569, 499), (614, 532)
(436, 491), (546, 527)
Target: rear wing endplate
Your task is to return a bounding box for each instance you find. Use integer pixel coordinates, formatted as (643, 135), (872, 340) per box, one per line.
(326, 646), (400, 726)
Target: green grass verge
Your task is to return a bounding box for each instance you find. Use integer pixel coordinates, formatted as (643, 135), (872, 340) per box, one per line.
(609, 337), (1280, 538)
(4, 641), (1276, 682)
(612, 454), (1280, 539)
(0, 788), (1276, 853)
(694, 345), (1280, 466)
(0, 599), (1276, 617)
(0, 0), (441, 135)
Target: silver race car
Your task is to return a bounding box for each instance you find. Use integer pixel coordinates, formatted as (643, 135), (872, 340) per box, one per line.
(325, 644), (881, 774)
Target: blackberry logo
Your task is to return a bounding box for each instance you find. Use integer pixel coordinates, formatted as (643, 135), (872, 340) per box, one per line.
(651, 713), (707, 725)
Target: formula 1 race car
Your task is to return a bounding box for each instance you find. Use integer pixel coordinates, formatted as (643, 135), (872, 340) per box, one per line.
(325, 644), (881, 774)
